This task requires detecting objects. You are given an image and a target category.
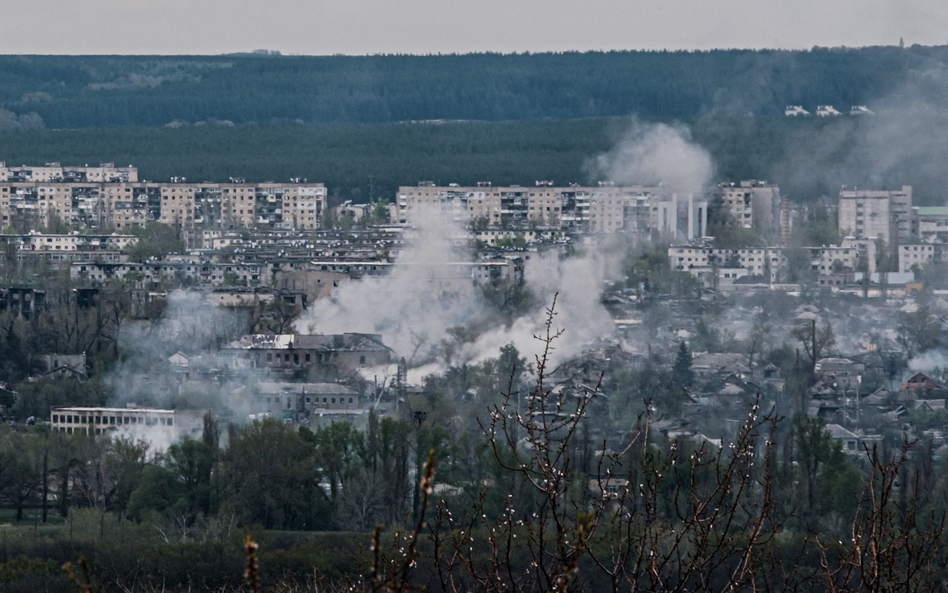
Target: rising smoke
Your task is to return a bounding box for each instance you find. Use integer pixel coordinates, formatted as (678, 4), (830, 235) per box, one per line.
(585, 117), (715, 194)
(294, 118), (717, 382)
(774, 64), (948, 203)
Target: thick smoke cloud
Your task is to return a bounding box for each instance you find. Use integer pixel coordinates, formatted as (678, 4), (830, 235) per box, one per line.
(774, 65), (948, 203)
(456, 240), (620, 368)
(294, 209), (486, 364)
(293, 210), (625, 381)
(585, 118), (715, 194)
(294, 118), (719, 381)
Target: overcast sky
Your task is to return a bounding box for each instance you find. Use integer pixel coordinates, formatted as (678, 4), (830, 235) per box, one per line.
(1, 0), (945, 55)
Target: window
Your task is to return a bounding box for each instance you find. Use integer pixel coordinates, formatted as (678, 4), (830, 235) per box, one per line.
(359, 355), (366, 365)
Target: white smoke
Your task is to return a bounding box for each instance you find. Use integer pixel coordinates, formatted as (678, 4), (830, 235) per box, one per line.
(294, 208), (486, 364)
(586, 117), (714, 194)
(295, 210), (625, 381)
(457, 241), (618, 367)
(908, 349), (948, 374)
(299, 118), (718, 382)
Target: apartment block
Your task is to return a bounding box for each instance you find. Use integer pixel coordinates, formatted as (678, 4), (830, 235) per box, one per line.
(838, 186), (913, 244)
(914, 207), (948, 244)
(0, 162), (137, 183)
(649, 193), (708, 241)
(395, 181), (706, 239)
(719, 180), (780, 234)
(70, 260), (268, 287)
(0, 232), (138, 252)
(0, 180), (326, 232)
(814, 237), (877, 274)
(898, 243), (948, 273)
(668, 246), (787, 283)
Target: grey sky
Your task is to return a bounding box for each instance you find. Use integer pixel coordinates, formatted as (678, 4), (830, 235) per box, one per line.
(1, 0), (945, 55)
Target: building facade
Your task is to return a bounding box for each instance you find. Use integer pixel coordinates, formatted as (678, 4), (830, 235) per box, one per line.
(0, 162), (137, 183)
(0, 180), (326, 232)
(838, 186), (913, 245)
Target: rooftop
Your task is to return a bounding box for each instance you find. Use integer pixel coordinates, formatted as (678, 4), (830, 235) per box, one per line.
(916, 207), (948, 216)
(52, 406), (174, 414)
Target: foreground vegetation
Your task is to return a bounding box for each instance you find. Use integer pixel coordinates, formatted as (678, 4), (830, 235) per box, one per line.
(2, 304), (948, 592)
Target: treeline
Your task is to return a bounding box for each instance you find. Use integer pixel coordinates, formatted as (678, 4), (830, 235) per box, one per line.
(1, 47), (946, 128)
(1, 378), (946, 591)
(0, 116), (945, 204)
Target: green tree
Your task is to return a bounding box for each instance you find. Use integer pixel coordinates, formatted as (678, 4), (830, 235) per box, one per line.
(221, 419), (329, 530)
(125, 223), (184, 262)
(307, 422), (366, 504)
(672, 341), (694, 387)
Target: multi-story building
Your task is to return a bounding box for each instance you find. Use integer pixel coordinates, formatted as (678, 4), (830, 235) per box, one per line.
(898, 243), (948, 273)
(649, 193), (708, 241)
(914, 207), (948, 244)
(257, 381), (361, 424)
(718, 181), (781, 234)
(813, 237), (877, 275)
(669, 238), (876, 284)
(0, 162), (138, 183)
(50, 406), (203, 443)
(395, 181), (707, 240)
(0, 180), (326, 232)
(221, 333), (393, 374)
(70, 260), (268, 287)
(838, 186), (913, 245)
(668, 246), (786, 283)
(0, 231), (138, 252)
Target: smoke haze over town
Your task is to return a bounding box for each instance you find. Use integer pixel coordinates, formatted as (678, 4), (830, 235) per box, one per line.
(3, 4), (948, 592)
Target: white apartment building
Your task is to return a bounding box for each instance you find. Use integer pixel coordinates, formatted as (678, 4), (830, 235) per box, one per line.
(0, 232), (138, 252)
(396, 182), (707, 239)
(898, 243), (948, 273)
(0, 181), (326, 232)
(668, 246), (786, 283)
(814, 237), (877, 274)
(0, 162), (138, 183)
(50, 406), (202, 440)
(914, 207), (948, 244)
(838, 186), (913, 245)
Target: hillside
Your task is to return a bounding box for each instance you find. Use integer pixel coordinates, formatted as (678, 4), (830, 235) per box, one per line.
(1, 47), (947, 128)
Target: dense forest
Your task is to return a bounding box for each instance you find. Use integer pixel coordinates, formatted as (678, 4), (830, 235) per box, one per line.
(0, 47), (946, 128)
(0, 115), (945, 205)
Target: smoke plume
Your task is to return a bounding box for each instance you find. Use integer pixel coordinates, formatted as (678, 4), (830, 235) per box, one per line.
(585, 117), (714, 194)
